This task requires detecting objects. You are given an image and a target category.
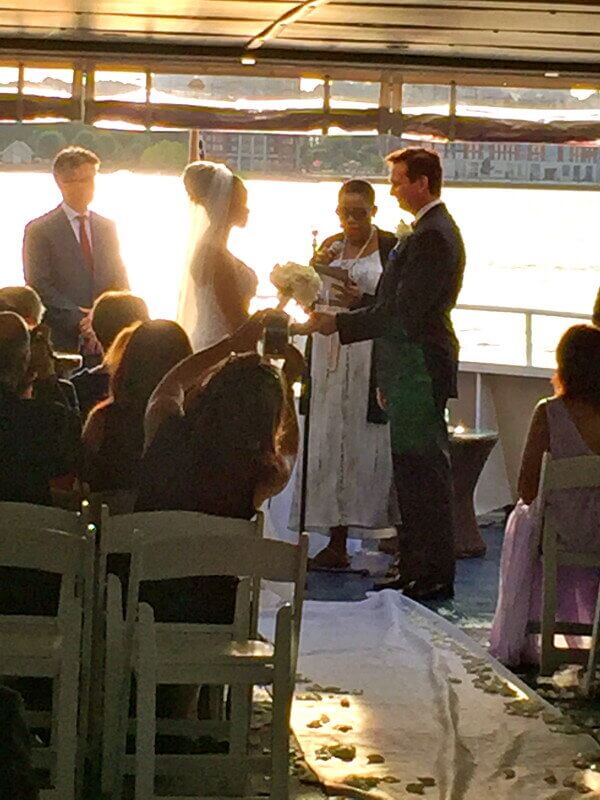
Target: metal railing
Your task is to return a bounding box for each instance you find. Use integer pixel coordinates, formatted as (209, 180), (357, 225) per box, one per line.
(454, 303), (590, 369)
(454, 303), (591, 429)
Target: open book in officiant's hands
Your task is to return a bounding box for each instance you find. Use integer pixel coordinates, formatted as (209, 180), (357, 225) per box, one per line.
(328, 278), (363, 308)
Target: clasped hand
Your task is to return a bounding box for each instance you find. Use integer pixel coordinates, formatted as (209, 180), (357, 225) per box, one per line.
(291, 311), (337, 337)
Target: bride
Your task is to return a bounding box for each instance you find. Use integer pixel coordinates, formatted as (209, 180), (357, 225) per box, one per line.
(178, 161), (258, 351)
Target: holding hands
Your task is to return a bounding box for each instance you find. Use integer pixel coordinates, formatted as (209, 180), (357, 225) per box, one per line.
(291, 311), (337, 337)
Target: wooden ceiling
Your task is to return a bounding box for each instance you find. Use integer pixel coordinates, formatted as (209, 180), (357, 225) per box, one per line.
(1, 1), (600, 84)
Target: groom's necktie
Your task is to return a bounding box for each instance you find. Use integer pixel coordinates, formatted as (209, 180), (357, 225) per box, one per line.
(77, 215), (94, 274)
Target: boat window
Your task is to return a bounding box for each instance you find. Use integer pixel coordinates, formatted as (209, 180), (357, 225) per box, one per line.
(22, 68), (73, 98)
(403, 84), (450, 116)
(0, 66), (19, 94)
(150, 74), (325, 110)
(94, 71), (147, 103)
(330, 81), (380, 109)
(456, 85), (600, 122)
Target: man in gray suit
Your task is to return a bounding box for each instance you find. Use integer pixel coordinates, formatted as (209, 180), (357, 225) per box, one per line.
(23, 147), (129, 353)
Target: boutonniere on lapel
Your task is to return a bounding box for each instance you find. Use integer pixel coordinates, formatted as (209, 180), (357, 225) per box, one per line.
(396, 219), (413, 242)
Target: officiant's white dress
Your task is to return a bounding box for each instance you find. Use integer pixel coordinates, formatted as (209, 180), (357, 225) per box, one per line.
(289, 249), (399, 536)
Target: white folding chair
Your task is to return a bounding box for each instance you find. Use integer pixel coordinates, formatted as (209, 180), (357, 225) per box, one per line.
(99, 509), (265, 796)
(116, 529), (308, 800)
(526, 454), (600, 676)
(0, 503), (94, 800)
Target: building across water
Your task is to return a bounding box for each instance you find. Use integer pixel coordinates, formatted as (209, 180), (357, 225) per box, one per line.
(202, 131), (600, 187)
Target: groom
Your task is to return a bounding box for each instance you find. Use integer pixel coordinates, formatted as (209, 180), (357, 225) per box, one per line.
(302, 147), (465, 601)
(23, 146), (129, 353)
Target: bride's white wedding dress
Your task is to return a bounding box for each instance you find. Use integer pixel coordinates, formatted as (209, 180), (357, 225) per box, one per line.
(177, 162), (256, 352)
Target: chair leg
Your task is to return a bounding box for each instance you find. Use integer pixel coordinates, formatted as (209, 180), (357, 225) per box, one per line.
(135, 605), (157, 800)
(102, 609), (124, 794)
(55, 624), (82, 800)
(540, 548), (558, 676)
(270, 607), (293, 800)
(228, 683), (252, 795)
(584, 587), (600, 696)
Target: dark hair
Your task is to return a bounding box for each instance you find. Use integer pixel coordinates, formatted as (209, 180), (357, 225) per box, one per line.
(0, 287), (45, 325)
(386, 147), (443, 196)
(186, 353), (287, 491)
(555, 324), (600, 407)
(339, 179), (376, 206)
(110, 320), (192, 412)
(0, 312), (30, 390)
(91, 291), (149, 351)
(53, 147), (100, 177)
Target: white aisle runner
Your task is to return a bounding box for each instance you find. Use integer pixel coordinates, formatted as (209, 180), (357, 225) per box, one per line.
(261, 592), (600, 799)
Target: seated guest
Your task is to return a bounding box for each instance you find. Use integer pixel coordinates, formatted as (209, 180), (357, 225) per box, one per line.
(489, 324), (600, 667)
(82, 319), (191, 495)
(0, 312), (80, 507)
(0, 286), (45, 328)
(0, 286), (78, 412)
(72, 290), (149, 418)
(134, 320), (301, 717)
(0, 312), (80, 629)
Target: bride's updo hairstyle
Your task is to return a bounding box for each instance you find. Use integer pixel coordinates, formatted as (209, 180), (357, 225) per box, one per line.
(186, 353), (288, 494)
(183, 161), (247, 228)
(554, 324), (600, 408)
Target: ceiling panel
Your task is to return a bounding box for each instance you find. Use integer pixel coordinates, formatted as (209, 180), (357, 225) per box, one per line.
(0, 0), (599, 79)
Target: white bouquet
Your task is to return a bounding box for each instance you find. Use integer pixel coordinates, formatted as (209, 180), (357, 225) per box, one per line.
(270, 261), (322, 308)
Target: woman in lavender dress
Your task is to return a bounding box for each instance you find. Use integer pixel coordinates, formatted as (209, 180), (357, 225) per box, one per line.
(490, 325), (600, 667)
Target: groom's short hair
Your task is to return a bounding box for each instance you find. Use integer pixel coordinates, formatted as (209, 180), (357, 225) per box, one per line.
(53, 147), (100, 177)
(386, 147), (442, 196)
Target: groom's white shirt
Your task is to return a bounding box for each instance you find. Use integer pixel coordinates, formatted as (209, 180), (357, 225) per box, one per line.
(414, 197), (443, 225)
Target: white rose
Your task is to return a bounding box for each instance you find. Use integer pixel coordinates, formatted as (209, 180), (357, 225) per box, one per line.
(396, 220), (413, 240)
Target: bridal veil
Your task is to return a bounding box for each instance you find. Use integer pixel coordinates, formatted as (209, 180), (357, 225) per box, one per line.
(177, 161), (234, 351)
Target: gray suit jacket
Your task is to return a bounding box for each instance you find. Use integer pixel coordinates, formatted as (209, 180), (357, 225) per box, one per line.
(23, 206), (129, 352)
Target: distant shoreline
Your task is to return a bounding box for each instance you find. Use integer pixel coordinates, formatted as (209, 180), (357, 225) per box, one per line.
(1, 163), (600, 191)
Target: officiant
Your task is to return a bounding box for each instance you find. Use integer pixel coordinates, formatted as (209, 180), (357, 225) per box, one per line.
(289, 179), (399, 570)
(300, 150), (466, 601)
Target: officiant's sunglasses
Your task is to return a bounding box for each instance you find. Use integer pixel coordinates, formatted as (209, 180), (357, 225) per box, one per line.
(336, 206), (370, 221)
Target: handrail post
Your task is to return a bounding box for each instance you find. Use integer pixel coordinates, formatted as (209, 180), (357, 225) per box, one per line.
(525, 312), (533, 367)
(475, 372), (482, 430)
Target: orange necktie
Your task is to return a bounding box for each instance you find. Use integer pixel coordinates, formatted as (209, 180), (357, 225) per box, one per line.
(77, 215), (94, 274)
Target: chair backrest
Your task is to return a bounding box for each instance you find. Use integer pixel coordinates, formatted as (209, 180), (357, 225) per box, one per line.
(130, 529), (308, 643)
(101, 509), (263, 556)
(543, 454), (600, 492)
(537, 452), (600, 558)
(136, 530), (305, 584)
(0, 501), (83, 537)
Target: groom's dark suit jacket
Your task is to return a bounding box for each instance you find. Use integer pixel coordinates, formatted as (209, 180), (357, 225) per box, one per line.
(336, 202), (465, 410)
(23, 206), (129, 352)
